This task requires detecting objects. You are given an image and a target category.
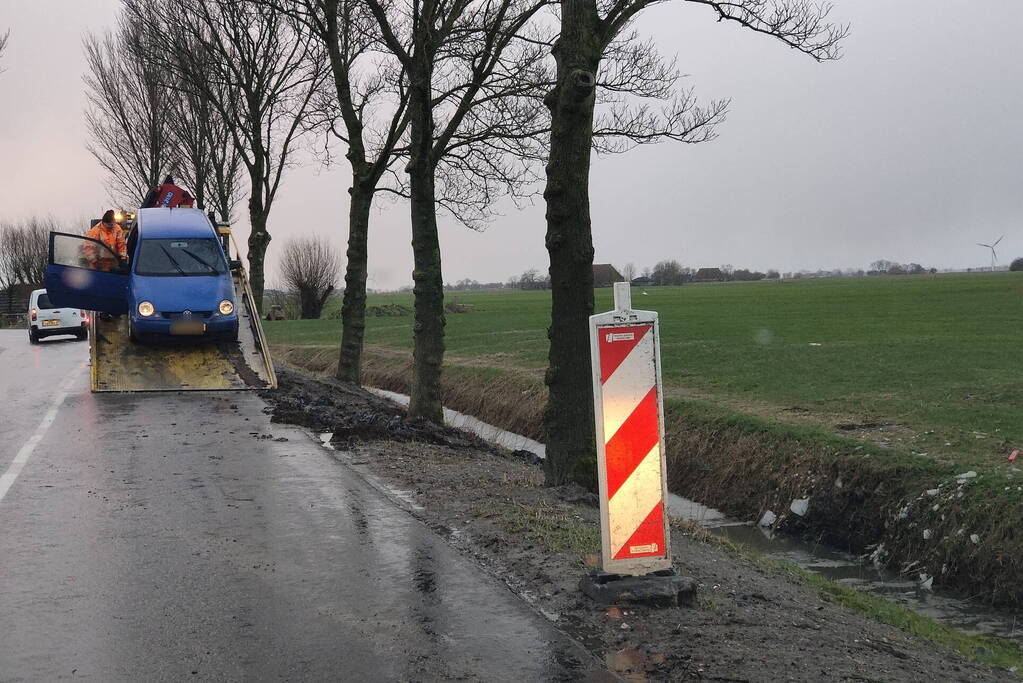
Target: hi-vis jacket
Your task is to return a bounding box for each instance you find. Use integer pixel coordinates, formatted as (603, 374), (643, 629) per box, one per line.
(84, 221), (128, 268)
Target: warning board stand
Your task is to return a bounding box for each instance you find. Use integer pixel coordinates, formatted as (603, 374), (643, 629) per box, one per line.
(579, 282), (696, 607)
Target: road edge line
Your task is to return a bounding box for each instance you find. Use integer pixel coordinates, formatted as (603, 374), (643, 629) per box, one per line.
(0, 368), (81, 504)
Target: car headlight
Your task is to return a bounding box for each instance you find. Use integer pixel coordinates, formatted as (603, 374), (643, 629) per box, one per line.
(138, 301), (155, 317)
(219, 300), (234, 315)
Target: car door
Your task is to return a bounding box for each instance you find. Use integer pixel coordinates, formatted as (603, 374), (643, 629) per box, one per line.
(45, 232), (129, 314)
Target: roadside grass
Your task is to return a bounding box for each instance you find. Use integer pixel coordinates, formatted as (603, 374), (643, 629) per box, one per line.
(470, 500), (600, 565)
(266, 272), (1023, 467)
(672, 520), (1023, 676)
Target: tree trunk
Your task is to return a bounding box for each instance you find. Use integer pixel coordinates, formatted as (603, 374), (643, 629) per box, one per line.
(298, 284), (331, 319)
(541, 0), (602, 488)
(247, 178), (270, 313)
(406, 44), (446, 425)
(336, 185), (373, 384)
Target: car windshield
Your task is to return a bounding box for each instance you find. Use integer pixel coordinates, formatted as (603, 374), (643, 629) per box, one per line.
(135, 238), (227, 276)
(36, 293), (55, 309)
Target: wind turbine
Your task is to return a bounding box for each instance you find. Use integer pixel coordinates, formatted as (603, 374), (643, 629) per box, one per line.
(977, 235), (1004, 269)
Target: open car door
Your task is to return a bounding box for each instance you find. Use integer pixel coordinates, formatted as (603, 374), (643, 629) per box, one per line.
(45, 232), (128, 315)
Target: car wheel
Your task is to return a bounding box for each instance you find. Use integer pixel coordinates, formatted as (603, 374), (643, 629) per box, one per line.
(28, 328), (39, 344)
(77, 329), (89, 341)
(128, 318), (140, 343)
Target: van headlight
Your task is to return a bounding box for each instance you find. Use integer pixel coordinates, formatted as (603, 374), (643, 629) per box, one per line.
(138, 301), (155, 317)
(219, 300), (234, 315)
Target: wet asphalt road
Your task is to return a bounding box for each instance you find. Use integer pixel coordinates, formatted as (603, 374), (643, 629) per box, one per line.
(0, 331), (601, 681)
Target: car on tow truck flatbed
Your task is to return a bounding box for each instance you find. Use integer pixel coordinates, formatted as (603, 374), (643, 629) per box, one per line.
(45, 208), (239, 343)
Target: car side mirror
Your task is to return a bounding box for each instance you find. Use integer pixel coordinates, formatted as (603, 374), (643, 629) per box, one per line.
(229, 259), (242, 271)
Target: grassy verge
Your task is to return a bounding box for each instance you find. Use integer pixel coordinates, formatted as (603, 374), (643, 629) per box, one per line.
(469, 500), (600, 566)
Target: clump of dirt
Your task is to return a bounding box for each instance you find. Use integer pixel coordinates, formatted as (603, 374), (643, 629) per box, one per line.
(263, 367), (496, 453)
(330, 411), (491, 451)
(260, 368), (403, 432)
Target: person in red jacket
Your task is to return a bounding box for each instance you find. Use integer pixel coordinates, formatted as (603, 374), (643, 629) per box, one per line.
(84, 210), (127, 271)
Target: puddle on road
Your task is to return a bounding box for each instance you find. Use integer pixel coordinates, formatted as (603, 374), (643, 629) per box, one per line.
(358, 388), (1022, 643)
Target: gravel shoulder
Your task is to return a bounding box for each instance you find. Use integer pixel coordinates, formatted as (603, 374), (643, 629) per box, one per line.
(262, 367), (1011, 682)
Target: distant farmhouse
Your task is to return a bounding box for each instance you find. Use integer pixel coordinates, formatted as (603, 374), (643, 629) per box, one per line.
(692, 267), (726, 283)
(592, 264), (624, 287)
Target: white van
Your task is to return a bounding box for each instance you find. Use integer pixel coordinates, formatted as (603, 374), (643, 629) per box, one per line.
(27, 288), (89, 343)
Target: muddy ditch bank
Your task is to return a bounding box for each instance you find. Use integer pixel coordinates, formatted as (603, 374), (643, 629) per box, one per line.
(260, 365), (1013, 681)
(274, 345), (1023, 609)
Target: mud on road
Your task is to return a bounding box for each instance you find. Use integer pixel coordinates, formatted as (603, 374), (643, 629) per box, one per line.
(262, 367), (1009, 681)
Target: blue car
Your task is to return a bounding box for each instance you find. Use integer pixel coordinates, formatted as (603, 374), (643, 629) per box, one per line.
(45, 208), (240, 343)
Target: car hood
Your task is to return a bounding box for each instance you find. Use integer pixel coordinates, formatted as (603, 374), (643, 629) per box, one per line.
(131, 275), (235, 313)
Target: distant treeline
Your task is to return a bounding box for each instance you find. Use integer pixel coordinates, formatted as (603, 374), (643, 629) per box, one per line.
(450, 255), (1017, 294)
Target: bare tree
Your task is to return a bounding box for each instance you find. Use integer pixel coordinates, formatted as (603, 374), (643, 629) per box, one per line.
(0, 30), (9, 72)
(0, 217), (56, 290)
(270, 0), (550, 394)
(279, 235), (342, 319)
(542, 0), (846, 486)
(261, 0), (411, 384)
(168, 82), (243, 224)
(364, 0), (551, 423)
(127, 0), (327, 311)
(83, 21), (174, 206)
(620, 262), (636, 281)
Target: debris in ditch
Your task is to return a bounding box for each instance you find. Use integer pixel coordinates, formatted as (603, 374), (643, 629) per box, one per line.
(971, 534), (981, 544)
(919, 574), (933, 591)
(789, 498), (809, 516)
(955, 471), (978, 481)
(758, 510), (777, 527)
(923, 529), (932, 540)
(1010, 450), (1020, 462)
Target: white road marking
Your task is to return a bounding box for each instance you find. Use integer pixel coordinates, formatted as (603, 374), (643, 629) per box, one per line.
(0, 370), (80, 504)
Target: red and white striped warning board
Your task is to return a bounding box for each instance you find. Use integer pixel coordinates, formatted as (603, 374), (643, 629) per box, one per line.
(590, 283), (671, 575)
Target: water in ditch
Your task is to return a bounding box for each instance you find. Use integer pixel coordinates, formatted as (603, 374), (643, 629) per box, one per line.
(364, 388), (1022, 642)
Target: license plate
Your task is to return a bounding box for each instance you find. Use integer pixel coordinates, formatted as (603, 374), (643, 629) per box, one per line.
(42, 320), (60, 327)
(170, 319), (206, 335)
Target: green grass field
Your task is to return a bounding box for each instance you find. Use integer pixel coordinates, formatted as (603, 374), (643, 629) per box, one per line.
(266, 272), (1023, 469)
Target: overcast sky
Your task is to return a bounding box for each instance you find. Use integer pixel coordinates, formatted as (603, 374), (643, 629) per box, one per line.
(1, 1), (1021, 289)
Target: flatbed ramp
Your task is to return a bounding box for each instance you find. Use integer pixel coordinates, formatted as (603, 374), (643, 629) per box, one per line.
(90, 272), (276, 392)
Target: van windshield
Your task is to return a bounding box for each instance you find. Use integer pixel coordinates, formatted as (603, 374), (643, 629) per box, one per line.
(135, 238), (227, 276)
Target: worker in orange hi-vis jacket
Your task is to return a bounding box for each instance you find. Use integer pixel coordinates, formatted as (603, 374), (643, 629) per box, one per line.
(84, 209), (128, 271)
